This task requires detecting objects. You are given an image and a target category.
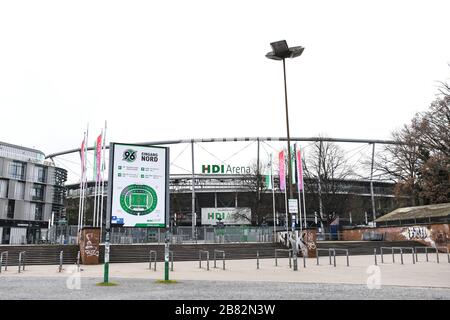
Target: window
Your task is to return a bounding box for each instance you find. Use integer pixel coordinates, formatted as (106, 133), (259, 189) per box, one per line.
(34, 203), (44, 221)
(7, 200), (15, 219)
(31, 184), (45, 201)
(9, 161), (26, 180)
(0, 179), (7, 198)
(14, 182), (25, 199)
(34, 166), (47, 183)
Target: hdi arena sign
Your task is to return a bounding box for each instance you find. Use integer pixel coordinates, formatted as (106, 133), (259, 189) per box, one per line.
(201, 164), (251, 174)
(201, 207), (251, 225)
(108, 143), (169, 227)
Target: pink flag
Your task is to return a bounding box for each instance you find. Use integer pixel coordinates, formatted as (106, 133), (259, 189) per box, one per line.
(279, 150), (285, 191)
(296, 149), (304, 191)
(80, 137), (86, 176)
(95, 134), (102, 180)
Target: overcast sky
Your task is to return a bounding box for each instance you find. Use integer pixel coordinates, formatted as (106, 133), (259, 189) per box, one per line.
(1, 0), (449, 160)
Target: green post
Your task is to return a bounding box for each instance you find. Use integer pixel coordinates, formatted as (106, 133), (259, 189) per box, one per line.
(104, 233), (110, 283)
(164, 231), (170, 281)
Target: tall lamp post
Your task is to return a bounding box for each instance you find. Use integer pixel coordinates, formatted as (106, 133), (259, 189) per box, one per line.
(266, 40), (304, 271)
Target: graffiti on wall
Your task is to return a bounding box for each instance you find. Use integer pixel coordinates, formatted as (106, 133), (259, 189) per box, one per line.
(83, 232), (99, 257)
(401, 226), (436, 247)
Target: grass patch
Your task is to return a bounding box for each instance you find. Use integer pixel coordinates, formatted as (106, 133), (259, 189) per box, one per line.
(155, 279), (178, 284)
(96, 282), (119, 287)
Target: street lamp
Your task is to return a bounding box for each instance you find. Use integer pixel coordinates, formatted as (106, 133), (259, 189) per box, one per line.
(266, 40), (304, 271)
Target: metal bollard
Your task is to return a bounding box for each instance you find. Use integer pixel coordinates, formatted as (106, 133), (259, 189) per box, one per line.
(426, 247), (429, 262)
(374, 248), (377, 265)
(275, 249), (278, 266)
(303, 254), (306, 268)
(18, 251), (26, 273)
(346, 250), (349, 267)
(289, 251), (292, 269)
(59, 251), (63, 273)
(380, 247), (384, 264)
(330, 249), (336, 267)
(0, 251), (8, 273)
(414, 247), (418, 263)
(392, 247), (395, 263)
(400, 248), (404, 265)
(256, 251), (259, 269)
(149, 250), (157, 271)
(316, 250), (319, 265)
(329, 249), (332, 265)
(76, 251), (80, 272)
(170, 251), (174, 271)
(436, 249), (440, 264)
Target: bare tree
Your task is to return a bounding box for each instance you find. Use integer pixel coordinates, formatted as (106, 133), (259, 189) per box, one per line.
(302, 140), (354, 225)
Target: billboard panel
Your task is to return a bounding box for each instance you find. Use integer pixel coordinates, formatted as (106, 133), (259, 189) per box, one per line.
(201, 207), (251, 225)
(108, 143), (169, 227)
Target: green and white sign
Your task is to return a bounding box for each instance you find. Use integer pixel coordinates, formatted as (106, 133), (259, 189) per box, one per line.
(201, 207), (251, 225)
(108, 143), (169, 227)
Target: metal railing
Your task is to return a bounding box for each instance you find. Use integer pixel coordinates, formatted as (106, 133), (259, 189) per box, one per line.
(199, 250), (209, 271)
(18, 251), (26, 273)
(436, 246), (450, 263)
(316, 248), (334, 266)
(149, 250), (157, 271)
(59, 251), (63, 272)
(380, 247), (415, 265)
(213, 250), (225, 270)
(0, 251), (8, 273)
(275, 249), (292, 268)
(333, 248), (350, 267)
(415, 247), (440, 263)
(47, 225), (274, 245)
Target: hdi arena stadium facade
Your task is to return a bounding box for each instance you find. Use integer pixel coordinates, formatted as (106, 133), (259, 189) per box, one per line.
(43, 136), (409, 243)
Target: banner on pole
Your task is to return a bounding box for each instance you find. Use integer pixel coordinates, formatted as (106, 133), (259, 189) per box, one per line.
(279, 150), (285, 191)
(296, 148), (304, 191)
(108, 143), (169, 227)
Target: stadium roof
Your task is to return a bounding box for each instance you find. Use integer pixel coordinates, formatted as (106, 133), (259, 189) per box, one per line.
(375, 203), (450, 222)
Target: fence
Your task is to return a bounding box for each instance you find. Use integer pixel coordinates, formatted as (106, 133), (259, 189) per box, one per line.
(46, 225), (274, 245)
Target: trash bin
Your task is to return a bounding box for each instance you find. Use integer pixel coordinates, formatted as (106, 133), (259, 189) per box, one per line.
(79, 227), (100, 265)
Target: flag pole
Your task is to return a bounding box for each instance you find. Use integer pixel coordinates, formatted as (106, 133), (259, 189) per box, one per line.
(270, 153), (276, 242)
(100, 121), (107, 239)
(301, 147), (307, 228)
(283, 149), (288, 234)
(82, 124), (89, 228)
(296, 144), (303, 233)
(93, 137), (98, 228)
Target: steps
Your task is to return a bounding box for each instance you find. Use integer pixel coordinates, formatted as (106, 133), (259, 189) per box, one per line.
(0, 240), (428, 266)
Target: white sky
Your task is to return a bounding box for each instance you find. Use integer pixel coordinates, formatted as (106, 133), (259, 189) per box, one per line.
(1, 0), (449, 182)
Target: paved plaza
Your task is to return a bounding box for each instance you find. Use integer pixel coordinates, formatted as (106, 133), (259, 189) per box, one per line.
(1, 254), (449, 299)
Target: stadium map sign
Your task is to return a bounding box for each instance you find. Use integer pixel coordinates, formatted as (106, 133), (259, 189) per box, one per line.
(108, 143), (169, 227)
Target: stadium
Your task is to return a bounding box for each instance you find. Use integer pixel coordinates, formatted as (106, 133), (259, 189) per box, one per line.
(43, 136), (410, 244)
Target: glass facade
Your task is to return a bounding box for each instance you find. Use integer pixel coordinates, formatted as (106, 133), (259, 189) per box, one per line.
(31, 184), (45, 201)
(0, 179), (7, 198)
(33, 203), (44, 220)
(34, 165), (47, 183)
(7, 200), (15, 219)
(9, 161), (26, 180)
(0, 143), (45, 163)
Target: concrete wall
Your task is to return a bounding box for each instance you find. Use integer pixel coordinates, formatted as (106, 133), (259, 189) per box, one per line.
(342, 223), (450, 251)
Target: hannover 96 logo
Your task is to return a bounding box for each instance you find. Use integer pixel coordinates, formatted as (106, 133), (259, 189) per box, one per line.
(120, 184), (157, 215)
(123, 149), (137, 162)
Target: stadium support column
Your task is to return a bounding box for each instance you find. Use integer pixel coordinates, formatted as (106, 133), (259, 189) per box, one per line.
(370, 143), (376, 226)
(191, 141), (196, 240)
